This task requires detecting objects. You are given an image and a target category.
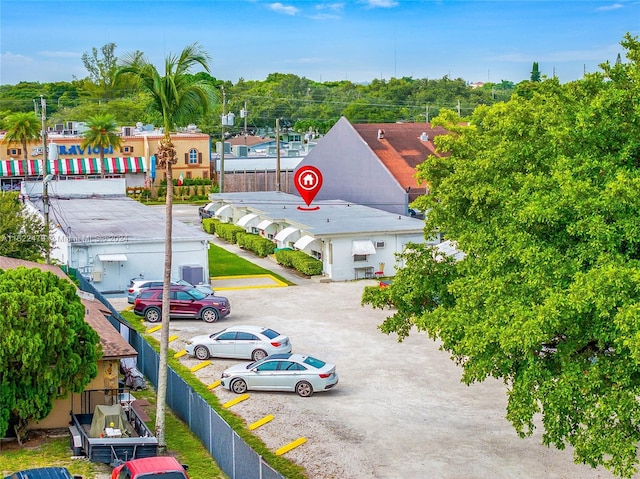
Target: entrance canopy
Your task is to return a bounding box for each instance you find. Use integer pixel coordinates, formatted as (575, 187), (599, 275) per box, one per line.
(97, 254), (128, 262)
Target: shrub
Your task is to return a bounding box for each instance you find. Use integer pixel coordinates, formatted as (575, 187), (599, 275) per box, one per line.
(202, 218), (219, 234)
(216, 223), (246, 243)
(236, 232), (276, 257)
(275, 249), (322, 276)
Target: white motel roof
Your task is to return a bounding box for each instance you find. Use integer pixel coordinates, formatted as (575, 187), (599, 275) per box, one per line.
(208, 191), (426, 237)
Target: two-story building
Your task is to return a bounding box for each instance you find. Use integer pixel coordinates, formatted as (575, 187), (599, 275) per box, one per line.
(1, 123), (211, 190)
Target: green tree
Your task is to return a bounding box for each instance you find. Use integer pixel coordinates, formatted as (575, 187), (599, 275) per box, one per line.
(0, 192), (52, 262)
(0, 267), (100, 443)
(363, 34), (640, 478)
(81, 114), (123, 178)
(530, 61), (541, 82)
(2, 112), (41, 160)
(116, 43), (215, 449)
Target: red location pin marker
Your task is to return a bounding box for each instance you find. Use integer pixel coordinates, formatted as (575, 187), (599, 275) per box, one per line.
(294, 165), (323, 210)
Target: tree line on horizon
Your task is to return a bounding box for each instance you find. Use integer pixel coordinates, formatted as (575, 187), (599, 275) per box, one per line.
(0, 43), (527, 138)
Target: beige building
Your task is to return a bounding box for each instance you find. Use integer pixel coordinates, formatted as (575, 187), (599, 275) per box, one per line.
(0, 126), (212, 188)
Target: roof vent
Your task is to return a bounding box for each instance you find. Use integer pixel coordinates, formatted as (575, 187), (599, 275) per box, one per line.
(377, 129), (385, 140)
(420, 132), (429, 141)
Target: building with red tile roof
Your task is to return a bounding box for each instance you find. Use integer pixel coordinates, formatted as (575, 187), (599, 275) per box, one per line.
(294, 117), (448, 216)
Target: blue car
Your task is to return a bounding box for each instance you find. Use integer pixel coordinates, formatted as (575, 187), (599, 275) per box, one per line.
(4, 467), (81, 479)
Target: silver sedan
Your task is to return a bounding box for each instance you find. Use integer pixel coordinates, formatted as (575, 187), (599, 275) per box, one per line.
(220, 353), (338, 397)
(185, 325), (291, 361)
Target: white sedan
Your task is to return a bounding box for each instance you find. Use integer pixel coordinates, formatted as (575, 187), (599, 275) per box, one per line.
(185, 325), (291, 361)
(221, 353), (339, 397)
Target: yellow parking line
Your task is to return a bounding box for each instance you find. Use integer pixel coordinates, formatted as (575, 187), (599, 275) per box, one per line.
(168, 335), (178, 342)
(190, 361), (211, 372)
(223, 394), (249, 408)
(174, 350), (187, 359)
(275, 437), (307, 456)
(249, 415), (274, 430)
(147, 325), (162, 333)
(207, 380), (221, 390)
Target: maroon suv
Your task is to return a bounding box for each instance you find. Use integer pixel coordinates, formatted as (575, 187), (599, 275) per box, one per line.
(133, 285), (231, 323)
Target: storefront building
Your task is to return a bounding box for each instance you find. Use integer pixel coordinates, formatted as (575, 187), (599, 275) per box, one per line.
(0, 125), (211, 189)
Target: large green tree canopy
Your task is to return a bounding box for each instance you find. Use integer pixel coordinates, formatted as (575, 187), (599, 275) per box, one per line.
(0, 192), (52, 262)
(0, 267), (100, 441)
(363, 34), (640, 478)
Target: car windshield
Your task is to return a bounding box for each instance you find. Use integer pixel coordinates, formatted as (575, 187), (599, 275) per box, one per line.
(303, 356), (326, 368)
(187, 288), (207, 300)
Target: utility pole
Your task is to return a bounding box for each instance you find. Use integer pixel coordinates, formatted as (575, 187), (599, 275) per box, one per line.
(38, 96), (50, 264)
(219, 86), (225, 193)
(241, 101), (248, 144)
(275, 118), (281, 192)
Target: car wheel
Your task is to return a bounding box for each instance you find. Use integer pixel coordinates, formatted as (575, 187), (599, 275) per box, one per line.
(194, 345), (210, 360)
(252, 349), (267, 361)
(201, 307), (219, 323)
(296, 381), (314, 397)
(144, 307), (161, 323)
(231, 378), (247, 394)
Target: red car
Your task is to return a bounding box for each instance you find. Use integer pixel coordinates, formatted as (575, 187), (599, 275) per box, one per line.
(111, 457), (189, 479)
(133, 285), (231, 323)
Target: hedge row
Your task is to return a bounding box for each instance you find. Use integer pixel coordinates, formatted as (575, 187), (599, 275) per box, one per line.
(236, 232), (277, 257)
(275, 249), (323, 276)
(215, 223), (246, 243)
(203, 220), (323, 276)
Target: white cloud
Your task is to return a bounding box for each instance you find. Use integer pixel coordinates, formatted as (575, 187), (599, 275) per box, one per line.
(39, 50), (81, 58)
(361, 0), (399, 8)
(596, 3), (623, 11)
(268, 2), (300, 15)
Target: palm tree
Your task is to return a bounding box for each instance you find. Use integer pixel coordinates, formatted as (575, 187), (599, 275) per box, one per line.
(81, 114), (123, 178)
(116, 43), (215, 449)
(3, 112), (41, 160)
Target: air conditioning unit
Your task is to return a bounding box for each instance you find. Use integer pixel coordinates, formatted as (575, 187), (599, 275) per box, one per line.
(91, 271), (103, 282)
(180, 265), (204, 285)
(375, 241), (385, 248)
(122, 127), (133, 136)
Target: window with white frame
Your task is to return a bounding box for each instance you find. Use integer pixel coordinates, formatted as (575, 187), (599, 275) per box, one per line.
(189, 148), (198, 164)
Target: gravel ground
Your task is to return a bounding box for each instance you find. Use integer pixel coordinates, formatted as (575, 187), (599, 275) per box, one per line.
(112, 279), (624, 479)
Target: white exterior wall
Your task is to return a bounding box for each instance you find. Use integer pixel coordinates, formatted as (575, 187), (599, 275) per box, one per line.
(56, 237), (209, 294)
(321, 232), (426, 282)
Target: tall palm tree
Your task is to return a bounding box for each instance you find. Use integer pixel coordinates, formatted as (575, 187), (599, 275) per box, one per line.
(3, 112), (41, 160)
(80, 114), (123, 178)
(116, 43), (215, 449)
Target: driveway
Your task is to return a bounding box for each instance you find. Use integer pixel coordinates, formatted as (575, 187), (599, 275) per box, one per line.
(116, 205), (619, 479)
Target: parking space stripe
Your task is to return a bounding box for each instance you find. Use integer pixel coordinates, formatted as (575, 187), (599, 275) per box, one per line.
(275, 437), (307, 456)
(249, 415), (274, 430)
(189, 361), (211, 372)
(223, 393), (249, 408)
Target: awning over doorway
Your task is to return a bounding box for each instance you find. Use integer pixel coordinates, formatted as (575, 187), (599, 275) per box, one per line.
(294, 235), (318, 250)
(97, 254), (128, 262)
(352, 240), (376, 256)
(237, 213), (259, 227)
(256, 219), (274, 230)
(215, 204), (232, 216)
(274, 226), (300, 243)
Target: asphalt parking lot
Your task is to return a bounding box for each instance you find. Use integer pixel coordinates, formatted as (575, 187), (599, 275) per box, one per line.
(114, 205), (620, 479)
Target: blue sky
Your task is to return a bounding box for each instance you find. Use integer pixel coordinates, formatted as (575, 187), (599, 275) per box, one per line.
(1, 0), (638, 86)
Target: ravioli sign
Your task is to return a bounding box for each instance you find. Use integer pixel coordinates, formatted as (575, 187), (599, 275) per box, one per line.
(294, 166), (323, 211)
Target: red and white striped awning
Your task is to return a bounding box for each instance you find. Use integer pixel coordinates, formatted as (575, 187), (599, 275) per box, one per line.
(0, 157), (147, 177)
(0, 159), (43, 176)
(53, 158), (101, 175)
(103, 157), (147, 173)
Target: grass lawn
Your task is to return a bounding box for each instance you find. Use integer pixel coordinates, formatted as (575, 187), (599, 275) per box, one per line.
(208, 241), (293, 285)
